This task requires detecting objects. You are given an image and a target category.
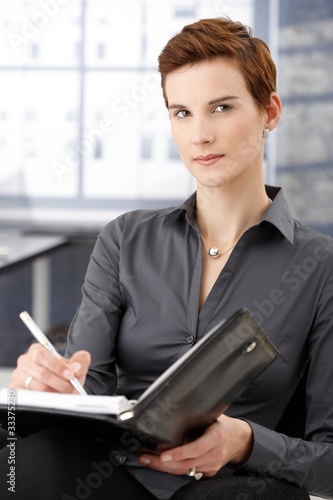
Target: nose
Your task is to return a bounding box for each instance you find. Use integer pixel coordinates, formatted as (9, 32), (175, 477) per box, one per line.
(191, 117), (215, 145)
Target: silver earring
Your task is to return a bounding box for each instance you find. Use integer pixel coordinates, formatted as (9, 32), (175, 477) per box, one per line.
(263, 128), (270, 140)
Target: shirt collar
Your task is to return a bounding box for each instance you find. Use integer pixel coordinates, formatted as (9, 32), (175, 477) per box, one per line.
(158, 186), (295, 244)
(262, 186), (295, 243)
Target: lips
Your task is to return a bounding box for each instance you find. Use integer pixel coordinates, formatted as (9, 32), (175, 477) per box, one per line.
(194, 154), (224, 166)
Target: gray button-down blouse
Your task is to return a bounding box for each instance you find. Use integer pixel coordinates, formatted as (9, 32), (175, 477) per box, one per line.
(66, 186), (333, 499)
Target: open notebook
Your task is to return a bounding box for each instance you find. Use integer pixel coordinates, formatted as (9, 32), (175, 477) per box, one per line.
(0, 308), (278, 453)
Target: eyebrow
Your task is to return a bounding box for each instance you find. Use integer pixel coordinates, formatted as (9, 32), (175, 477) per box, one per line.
(168, 95), (240, 110)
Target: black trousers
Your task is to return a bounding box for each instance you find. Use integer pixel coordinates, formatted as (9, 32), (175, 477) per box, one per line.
(0, 426), (310, 500)
(0, 427), (157, 500)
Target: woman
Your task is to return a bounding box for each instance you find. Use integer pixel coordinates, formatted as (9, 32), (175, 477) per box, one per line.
(2, 17), (333, 500)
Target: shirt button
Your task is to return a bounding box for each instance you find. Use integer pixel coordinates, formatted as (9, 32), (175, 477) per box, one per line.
(186, 334), (194, 344)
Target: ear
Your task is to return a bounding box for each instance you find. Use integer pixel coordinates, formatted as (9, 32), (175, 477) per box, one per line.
(264, 92), (282, 132)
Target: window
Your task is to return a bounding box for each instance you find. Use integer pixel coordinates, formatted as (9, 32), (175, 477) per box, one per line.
(0, 0), (254, 228)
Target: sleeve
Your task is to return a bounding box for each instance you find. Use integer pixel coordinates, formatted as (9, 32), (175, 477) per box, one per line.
(240, 270), (333, 499)
(65, 215), (126, 396)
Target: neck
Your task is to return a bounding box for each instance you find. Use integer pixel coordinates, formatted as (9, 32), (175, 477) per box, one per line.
(195, 180), (271, 245)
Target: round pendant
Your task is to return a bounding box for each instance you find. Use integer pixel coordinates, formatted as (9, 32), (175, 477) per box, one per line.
(208, 247), (220, 258)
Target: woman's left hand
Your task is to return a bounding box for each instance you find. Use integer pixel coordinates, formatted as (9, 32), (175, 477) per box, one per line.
(138, 414), (253, 477)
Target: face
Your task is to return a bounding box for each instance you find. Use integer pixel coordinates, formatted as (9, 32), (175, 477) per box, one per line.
(164, 58), (268, 191)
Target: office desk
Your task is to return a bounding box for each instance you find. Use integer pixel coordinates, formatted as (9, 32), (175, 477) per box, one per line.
(0, 230), (67, 331)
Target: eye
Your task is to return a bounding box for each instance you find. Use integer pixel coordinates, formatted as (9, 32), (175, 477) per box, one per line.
(213, 104), (232, 113)
(174, 109), (190, 119)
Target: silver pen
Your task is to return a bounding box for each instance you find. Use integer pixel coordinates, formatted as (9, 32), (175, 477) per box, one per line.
(19, 311), (87, 396)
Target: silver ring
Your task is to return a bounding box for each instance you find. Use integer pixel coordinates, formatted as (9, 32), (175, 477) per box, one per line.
(25, 375), (34, 390)
(187, 467), (203, 480)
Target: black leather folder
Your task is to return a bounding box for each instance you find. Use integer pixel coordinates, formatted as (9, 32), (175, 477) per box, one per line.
(0, 308), (278, 453)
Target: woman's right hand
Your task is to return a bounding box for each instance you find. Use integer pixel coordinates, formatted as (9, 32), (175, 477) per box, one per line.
(9, 344), (91, 394)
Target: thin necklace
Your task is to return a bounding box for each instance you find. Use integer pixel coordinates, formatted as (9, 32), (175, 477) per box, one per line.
(200, 234), (237, 259)
(200, 198), (273, 259)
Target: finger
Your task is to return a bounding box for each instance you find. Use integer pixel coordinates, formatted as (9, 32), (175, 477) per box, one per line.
(11, 371), (63, 393)
(67, 351), (91, 385)
(9, 363), (59, 392)
(138, 439), (209, 472)
(159, 429), (215, 464)
(138, 447), (223, 478)
(9, 366), (28, 390)
(14, 345), (82, 393)
(25, 343), (74, 377)
(138, 452), (214, 477)
(138, 454), (192, 476)
(138, 424), (224, 475)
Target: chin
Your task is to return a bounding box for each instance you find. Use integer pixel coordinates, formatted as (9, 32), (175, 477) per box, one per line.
(198, 174), (234, 189)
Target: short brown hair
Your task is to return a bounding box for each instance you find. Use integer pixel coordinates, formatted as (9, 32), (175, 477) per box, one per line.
(158, 17), (276, 113)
